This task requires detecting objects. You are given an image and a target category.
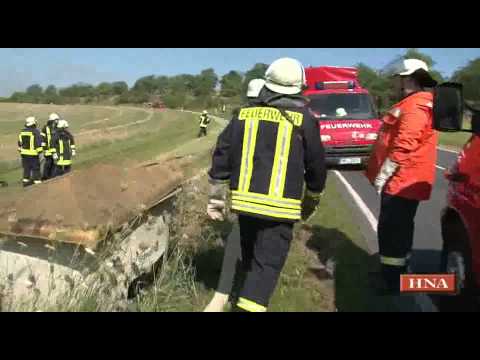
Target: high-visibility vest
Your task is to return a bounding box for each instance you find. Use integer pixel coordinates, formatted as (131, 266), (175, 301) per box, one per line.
(18, 128), (43, 156)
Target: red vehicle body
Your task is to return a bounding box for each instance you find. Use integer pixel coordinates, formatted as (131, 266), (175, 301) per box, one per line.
(303, 66), (382, 167)
(441, 133), (480, 296)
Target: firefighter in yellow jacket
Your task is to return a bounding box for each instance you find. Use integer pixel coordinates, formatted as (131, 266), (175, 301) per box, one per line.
(51, 119), (76, 177)
(207, 58), (327, 312)
(18, 116), (44, 187)
(198, 110), (211, 137)
(41, 113), (59, 180)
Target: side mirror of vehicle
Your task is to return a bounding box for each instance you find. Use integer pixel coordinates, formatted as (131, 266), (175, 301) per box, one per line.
(433, 82), (464, 132)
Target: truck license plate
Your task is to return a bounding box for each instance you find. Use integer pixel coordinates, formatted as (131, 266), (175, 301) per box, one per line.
(339, 157), (361, 165)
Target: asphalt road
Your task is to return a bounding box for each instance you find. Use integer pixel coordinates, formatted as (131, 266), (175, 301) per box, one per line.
(332, 147), (461, 311)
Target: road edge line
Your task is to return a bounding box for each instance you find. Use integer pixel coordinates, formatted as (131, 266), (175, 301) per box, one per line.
(437, 146), (459, 154)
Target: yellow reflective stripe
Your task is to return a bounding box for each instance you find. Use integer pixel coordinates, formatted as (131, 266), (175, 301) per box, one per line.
(232, 205), (300, 220)
(232, 194), (301, 210)
(380, 256), (406, 266)
(269, 120), (292, 198)
(22, 179), (30, 183)
(239, 118), (259, 193)
(232, 191), (300, 205)
(59, 140), (64, 155)
(33, 180), (42, 184)
(232, 201), (301, 220)
(46, 127), (51, 146)
(58, 159), (72, 165)
(232, 200), (300, 214)
(279, 123), (292, 196)
(269, 122), (284, 196)
(237, 297), (267, 312)
(19, 132), (39, 154)
(20, 149), (39, 155)
(244, 119), (259, 192)
(70, 144), (76, 149)
(239, 107), (303, 126)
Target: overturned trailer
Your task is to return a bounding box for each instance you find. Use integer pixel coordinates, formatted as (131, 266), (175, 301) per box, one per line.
(0, 161), (186, 310)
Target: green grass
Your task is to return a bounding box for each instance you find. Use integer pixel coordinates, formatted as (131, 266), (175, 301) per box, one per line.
(0, 103), (151, 163)
(439, 131), (472, 149)
(0, 109), (219, 190)
(304, 176), (398, 312)
(438, 119), (473, 149)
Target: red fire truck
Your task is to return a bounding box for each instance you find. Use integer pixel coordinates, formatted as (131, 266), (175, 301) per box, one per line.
(303, 66), (382, 167)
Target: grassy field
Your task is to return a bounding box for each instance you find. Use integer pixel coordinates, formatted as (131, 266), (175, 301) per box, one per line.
(0, 104), (221, 189)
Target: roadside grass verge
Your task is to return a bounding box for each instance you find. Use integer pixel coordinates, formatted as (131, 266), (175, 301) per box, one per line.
(298, 175), (398, 312)
(439, 131), (472, 150)
(438, 119), (472, 150)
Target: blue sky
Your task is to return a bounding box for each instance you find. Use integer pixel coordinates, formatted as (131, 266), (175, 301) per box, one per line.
(1, 48), (479, 97)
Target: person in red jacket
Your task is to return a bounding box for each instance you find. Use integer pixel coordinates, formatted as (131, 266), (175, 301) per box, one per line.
(366, 58), (438, 293)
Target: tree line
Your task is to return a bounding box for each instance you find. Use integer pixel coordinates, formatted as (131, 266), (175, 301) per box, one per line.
(3, 49), (480, 110)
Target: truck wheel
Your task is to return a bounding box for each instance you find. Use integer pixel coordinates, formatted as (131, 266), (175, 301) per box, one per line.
(439, 209), (478, 311)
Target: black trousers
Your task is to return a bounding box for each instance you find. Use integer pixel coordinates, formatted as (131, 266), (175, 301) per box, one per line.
(198, 127), (207, 137)
(54, 165), (71, 177)
(236, 215), (293, 310)
(377, 193), (420, 290)
(21, 155), (41, 187)
(42, 156), (55, 180)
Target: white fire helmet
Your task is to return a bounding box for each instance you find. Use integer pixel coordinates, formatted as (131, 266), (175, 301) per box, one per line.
(49, 113), (60, 121)
(56, 119), (69, 129)
(247, 78), (266, 98)
(384, 58), (437, 87)
(25, 116), (37, 126)
(264, 57), (306, 95)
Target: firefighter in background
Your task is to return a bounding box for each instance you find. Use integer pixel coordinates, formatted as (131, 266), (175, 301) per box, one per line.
(198, 110), (211, 137)
(18, 116), (44, 187)
(204, 77), (267, 312)
(51, 119), (76, 177)
(366, 59), (438, 293)
(207, 58), (327, 312)
(41, 113), (59, 180)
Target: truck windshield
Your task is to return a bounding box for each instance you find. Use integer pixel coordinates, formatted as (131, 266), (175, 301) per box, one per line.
(308, 93), (377, 120)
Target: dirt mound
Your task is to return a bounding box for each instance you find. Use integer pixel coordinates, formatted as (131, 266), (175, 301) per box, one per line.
(0, 161), (184, 247)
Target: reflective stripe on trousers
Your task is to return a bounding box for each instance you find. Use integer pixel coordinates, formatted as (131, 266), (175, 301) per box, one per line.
(236, 297), (267, 312)
(380, 256), (407, 267)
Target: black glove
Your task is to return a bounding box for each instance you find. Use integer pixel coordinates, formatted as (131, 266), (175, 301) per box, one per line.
(302, 190), (323, 221)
